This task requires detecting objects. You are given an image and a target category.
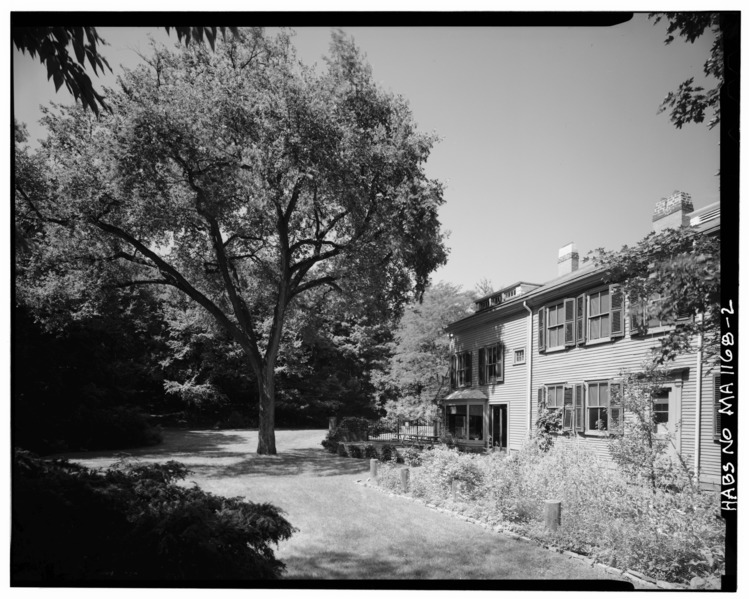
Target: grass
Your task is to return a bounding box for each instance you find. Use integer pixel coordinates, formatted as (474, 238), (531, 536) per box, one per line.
(61, 429), (640, 584)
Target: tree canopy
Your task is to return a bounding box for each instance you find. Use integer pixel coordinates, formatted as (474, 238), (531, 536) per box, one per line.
(15, 28), (448, 454)
(594, 225), (720, 370)
(649, 12), (723, 129)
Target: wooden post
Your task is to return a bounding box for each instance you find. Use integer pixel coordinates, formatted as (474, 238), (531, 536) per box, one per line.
(544, 500), (561, 531)
(370, 459), (378, 479)
(329, 417), (337, 433)
(451, 479), (458, 500)
(400, 467), (410, 492)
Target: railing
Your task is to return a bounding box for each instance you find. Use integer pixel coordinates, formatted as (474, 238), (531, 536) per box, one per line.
(368, 418), (442, 444)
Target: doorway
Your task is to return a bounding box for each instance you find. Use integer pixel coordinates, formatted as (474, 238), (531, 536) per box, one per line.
(490, 404), (508, 450)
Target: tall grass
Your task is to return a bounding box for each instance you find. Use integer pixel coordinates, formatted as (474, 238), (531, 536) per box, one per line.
(377, 440), (724, 586)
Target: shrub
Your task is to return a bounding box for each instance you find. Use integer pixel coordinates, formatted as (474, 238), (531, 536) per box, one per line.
(378, 443), (396, 462)
(385, 439), (724, 586)
(399, 446), (423, 466)
(363, 444), (378, 459)
(374, 460), (402, 492)
(321, 417), (378, 452)
(12, 450), (295, 581)
(348, 444), (363, 459)
(336, 443), (348, 457)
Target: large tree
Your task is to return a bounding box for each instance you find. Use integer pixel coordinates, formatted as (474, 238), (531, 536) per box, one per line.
(15, 28), (447, 454)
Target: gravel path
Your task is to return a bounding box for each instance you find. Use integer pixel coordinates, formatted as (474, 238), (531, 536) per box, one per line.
(63, 428), (636, 586)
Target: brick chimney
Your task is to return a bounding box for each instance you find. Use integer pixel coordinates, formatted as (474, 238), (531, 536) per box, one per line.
(557, 242), (579, 277)
(653, 191), (694, 233)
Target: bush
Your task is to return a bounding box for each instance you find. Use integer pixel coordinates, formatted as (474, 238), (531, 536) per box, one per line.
(348, 444), (363, 459)
(378, 443), (396, 462)
(66, 405), (163, 452)
(336, 443), (348, 457)
(384, 440), (724, 586)
(12, 450), (295, 581)
(363, 444), (378, 459)
(321, 417), (378, 452)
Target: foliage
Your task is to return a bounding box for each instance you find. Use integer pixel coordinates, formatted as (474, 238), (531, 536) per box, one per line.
(594, 226), (720, 371)
(608, 366), (696, 493)
(649, 13), (722, 129)
(533, 407), (565, 452)
(347, 444), (363, 459)
(12, 27), (112, 115)
(378, 443), (397, 462)
(12, 26), (238, 116)
(336, 443), (348, 457)
(363, 444), (379, 459)
(12, 450), (295, 581)
(322, 417), (379, 452)
(399, 446), (423, 466)
(15, 28), (447, 454)
(378, 441), (724, 586)
(374, 282), (474, 420)
(13, 294), (166, 455)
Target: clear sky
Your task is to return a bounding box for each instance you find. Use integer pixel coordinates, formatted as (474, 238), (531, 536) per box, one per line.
(13, 14), (721, 293)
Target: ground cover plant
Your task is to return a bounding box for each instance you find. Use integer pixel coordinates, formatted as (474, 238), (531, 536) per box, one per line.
(375, 441), (724, 587)
(12, 450), (294, 582)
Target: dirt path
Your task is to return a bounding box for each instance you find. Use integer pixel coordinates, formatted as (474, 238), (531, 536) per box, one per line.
(63, 429), (636, 585)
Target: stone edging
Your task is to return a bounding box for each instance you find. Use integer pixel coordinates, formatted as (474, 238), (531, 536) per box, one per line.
(355, 478), (688, 590)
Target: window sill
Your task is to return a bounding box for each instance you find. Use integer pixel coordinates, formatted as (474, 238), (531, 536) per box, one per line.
(584, 337), (612, 346)
(544, 345), (567, 353)
(513, 360), (526, 366)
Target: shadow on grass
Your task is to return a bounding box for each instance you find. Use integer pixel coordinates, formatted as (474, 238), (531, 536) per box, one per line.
(280, 549), (414, 579)
(195, 448), (372, 479)
(54, 430), (253, 461)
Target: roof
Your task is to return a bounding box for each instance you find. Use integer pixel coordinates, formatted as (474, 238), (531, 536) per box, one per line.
(443, 388), (488, 401)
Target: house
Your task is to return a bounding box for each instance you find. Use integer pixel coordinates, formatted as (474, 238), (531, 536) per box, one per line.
(443, 192), (721, 488)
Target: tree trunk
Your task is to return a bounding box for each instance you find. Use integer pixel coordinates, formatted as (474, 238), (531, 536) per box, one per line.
(256, 370), (277, 455)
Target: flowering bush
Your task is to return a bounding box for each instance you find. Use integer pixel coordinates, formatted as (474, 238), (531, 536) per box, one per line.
(376, 439), (724, 586)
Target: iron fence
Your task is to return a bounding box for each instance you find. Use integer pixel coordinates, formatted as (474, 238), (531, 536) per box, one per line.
(368, 418), (442, 444)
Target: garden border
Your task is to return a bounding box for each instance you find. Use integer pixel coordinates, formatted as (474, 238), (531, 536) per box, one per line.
(355, 477), (689, 590)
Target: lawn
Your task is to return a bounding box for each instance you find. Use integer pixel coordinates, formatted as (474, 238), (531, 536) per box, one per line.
(63, 428), (639, 584)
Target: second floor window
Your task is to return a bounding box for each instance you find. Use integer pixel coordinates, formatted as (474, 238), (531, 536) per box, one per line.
(588, 289), (610, 340)
(450, 351), (472, 388)
(478, 343), (503, 384)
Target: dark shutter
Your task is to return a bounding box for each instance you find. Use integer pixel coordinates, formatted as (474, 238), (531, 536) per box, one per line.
(466, 351), (472, 386)
(538, 387), (546, 410)
(574, 383), (584, 432)
(538, 308), (546, 352)
(562, 386), (574, 430)
(478, 348), (486, 386)
(610, 286), (625, 338)
(496, 344), (504, 382)
(564, 298), (576, 346)
(630, 301), (645, 336)
(610, 382), (622, 431)
(450, 355), (456, 389)
(713, 374), (721, 441)
(576, 294), (586, 345)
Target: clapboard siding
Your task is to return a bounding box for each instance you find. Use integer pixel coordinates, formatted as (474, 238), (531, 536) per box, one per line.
(530, 297), (717, 485)
(451, 309), (530, 451)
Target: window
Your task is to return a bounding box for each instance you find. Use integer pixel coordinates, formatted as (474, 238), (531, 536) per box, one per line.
(630, 293), (692, 335)
(652, 389), (670, 434)
(546, 302), (565, 348)
(586, 381), (622, 432)
(513, 348), (526, 365)
(588, 289), (610, 340)
(479, 343), (503, 384)
(446, 403), (484, 441)
(538, 286), (624, 352)
(450, 351), (472, 389)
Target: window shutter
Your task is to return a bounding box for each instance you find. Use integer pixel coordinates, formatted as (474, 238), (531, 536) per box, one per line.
(538, 387), (546, 410)
(610, 286), (625, 338)
(564, 298), (576, 346)
(450, 355), (456, 389)
(576, 294), (586, 345)
(538, 308), (546, 352)
(478, 348), (485, 386)
(466, 351), (472, 386)
(497, 344), (504, 382)
(574, 383), (584, 432)
(630, 301), (645, 336)
(562, 386), (574, 430)
(713, 374), (721, 441)
(610, 382), (622, 431)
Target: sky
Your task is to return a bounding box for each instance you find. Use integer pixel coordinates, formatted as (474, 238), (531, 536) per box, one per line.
(12, 14), (721, 294)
